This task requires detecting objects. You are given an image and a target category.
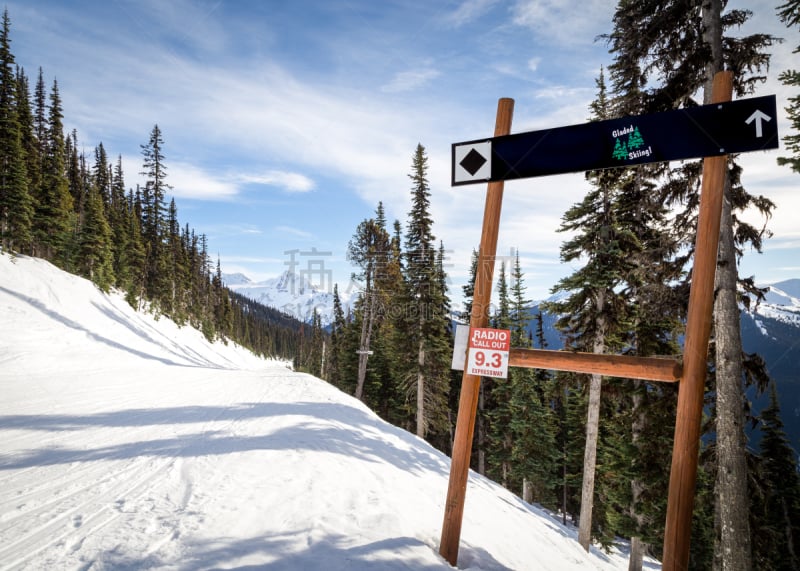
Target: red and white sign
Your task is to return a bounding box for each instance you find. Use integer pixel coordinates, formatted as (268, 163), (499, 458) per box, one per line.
(467, 327), (510, 378)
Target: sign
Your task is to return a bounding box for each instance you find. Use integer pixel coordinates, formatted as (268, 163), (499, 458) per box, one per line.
(451, 94), (778, 186)
(453, 141), (492, 184)
(467, 328), (510, 378)
(450, 324), (470, 371)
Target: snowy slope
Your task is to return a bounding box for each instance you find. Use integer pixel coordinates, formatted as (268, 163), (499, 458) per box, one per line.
(753, 282), (800, 328)
(0, 252), (658, 570)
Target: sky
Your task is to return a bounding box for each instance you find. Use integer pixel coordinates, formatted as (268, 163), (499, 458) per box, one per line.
(0, 250), (659, 570)
(7, 0), (798, 308)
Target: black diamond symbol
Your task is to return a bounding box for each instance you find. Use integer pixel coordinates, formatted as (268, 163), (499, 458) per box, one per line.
(460, 148), (487, 176)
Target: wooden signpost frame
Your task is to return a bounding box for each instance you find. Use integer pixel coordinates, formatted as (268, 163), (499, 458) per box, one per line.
(439, 71), (734, 571)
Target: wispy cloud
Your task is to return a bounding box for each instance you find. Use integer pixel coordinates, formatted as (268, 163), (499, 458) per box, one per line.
(381, 67), (441, 93)
(274, 226), (314, 240)
(238, 171), (315, 193)
(444, 0), (500, 28)
(511, 0), (609, 44)
(169, 162), (239, 200)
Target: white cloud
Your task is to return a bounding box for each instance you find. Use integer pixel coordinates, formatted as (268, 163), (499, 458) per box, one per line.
(381, 68), (441, 93)
(274, 226), (314, 240)
(168, 162), (239, 200)
(444, 0), (500, 28)
(238, 171), (315, 193)
(511, 0), (609, 45)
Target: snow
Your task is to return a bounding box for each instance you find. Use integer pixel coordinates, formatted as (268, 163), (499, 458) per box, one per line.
(0, 252), (658, 570)
(754, 301), (800, 327)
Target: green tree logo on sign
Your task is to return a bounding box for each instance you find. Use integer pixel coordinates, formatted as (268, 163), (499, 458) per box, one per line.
(613, 138), (628, 160)
(628, 126), (645, 150)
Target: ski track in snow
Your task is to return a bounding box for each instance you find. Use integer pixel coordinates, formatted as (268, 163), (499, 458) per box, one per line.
(0, 253), (659, 570)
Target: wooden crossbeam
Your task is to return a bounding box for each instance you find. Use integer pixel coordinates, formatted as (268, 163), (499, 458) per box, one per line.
(508, 348), (682, 383)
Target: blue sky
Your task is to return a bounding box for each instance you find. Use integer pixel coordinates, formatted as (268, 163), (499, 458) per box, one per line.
(8, 0), (798, 308)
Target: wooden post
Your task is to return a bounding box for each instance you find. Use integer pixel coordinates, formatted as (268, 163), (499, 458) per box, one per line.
(661, 70), (733, 571)
(508, 348), (681, 382)
(439, 97), (514, 566)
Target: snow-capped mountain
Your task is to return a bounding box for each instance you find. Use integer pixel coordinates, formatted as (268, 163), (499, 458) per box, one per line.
(754, 280), (800, 327)
(220, 272), (255, 287)
(740, 279), (800, 446)
(224, 270), (355, 326)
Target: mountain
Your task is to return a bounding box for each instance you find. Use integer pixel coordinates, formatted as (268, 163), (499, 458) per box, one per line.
(763, 279), (800, 304)
(0, 252), (655, 570)
(224, 270), (354, 326)
(221, 272), (256, 287)
(741, 280), (800, 447)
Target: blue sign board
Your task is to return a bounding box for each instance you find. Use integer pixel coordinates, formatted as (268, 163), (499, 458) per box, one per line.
(452, 95), (778, 185)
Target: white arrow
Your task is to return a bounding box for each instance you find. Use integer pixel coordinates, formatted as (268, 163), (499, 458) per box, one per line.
(745, 109), (771, 138)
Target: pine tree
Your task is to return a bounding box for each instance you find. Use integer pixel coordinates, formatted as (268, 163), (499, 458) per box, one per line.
(702, 7), (775, 569)
(604, 4), (777, 568)
(347, 207), (391, 401)
(403, 143), (450, 439)
(34, 79), (73, 264)
(461, 249), (478, 322)
(64, 131), (82, 224)
(373, 216), (410, 428)
(139, 124), (171, 311)
(165, 198), (190, 322)
(544, 69), (634, 551)
(778, 0), (800, 173)
(753, 383), (800, 570)
(485, 262), (513, 487)
(124, 187), (147, 308)
(0, 10), (32, 253)
(77, 181), (114, 290)
(509, 256), (558, 507)
(93, 142), (111, 209)
(15, 67), (34, 174)
(326, 284), (346, 388)
(305, 310), (325, 377)
(33, 67), (45, 157)
(109, 156), (134, 291)
(605, 43), (685, 565)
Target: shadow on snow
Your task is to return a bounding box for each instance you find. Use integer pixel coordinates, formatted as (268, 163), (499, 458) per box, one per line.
(0, 401), (448, 478)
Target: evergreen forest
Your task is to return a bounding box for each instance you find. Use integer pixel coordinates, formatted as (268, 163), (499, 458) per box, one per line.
(2, 3), (800, 570)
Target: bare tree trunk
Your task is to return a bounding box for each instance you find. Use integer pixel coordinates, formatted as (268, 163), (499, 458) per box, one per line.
(701, 1), (752, 569)
(354, 291), (376, 401)
(712, 187), (752, 571)
(578, 371), (602, 551)
(628, 537), (644, 571)
(478, 382), (486, 475)
(416, 340), (425, 437)
(628, 382), (646, 571)
(523, 479), (533, 503)
(578, 288), (606, 551)
(562, 442), (568, 526)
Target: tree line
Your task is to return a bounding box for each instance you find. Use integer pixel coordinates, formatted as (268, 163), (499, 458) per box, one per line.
(320, 144), (454, 452)
(0, 11), (303, 361)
